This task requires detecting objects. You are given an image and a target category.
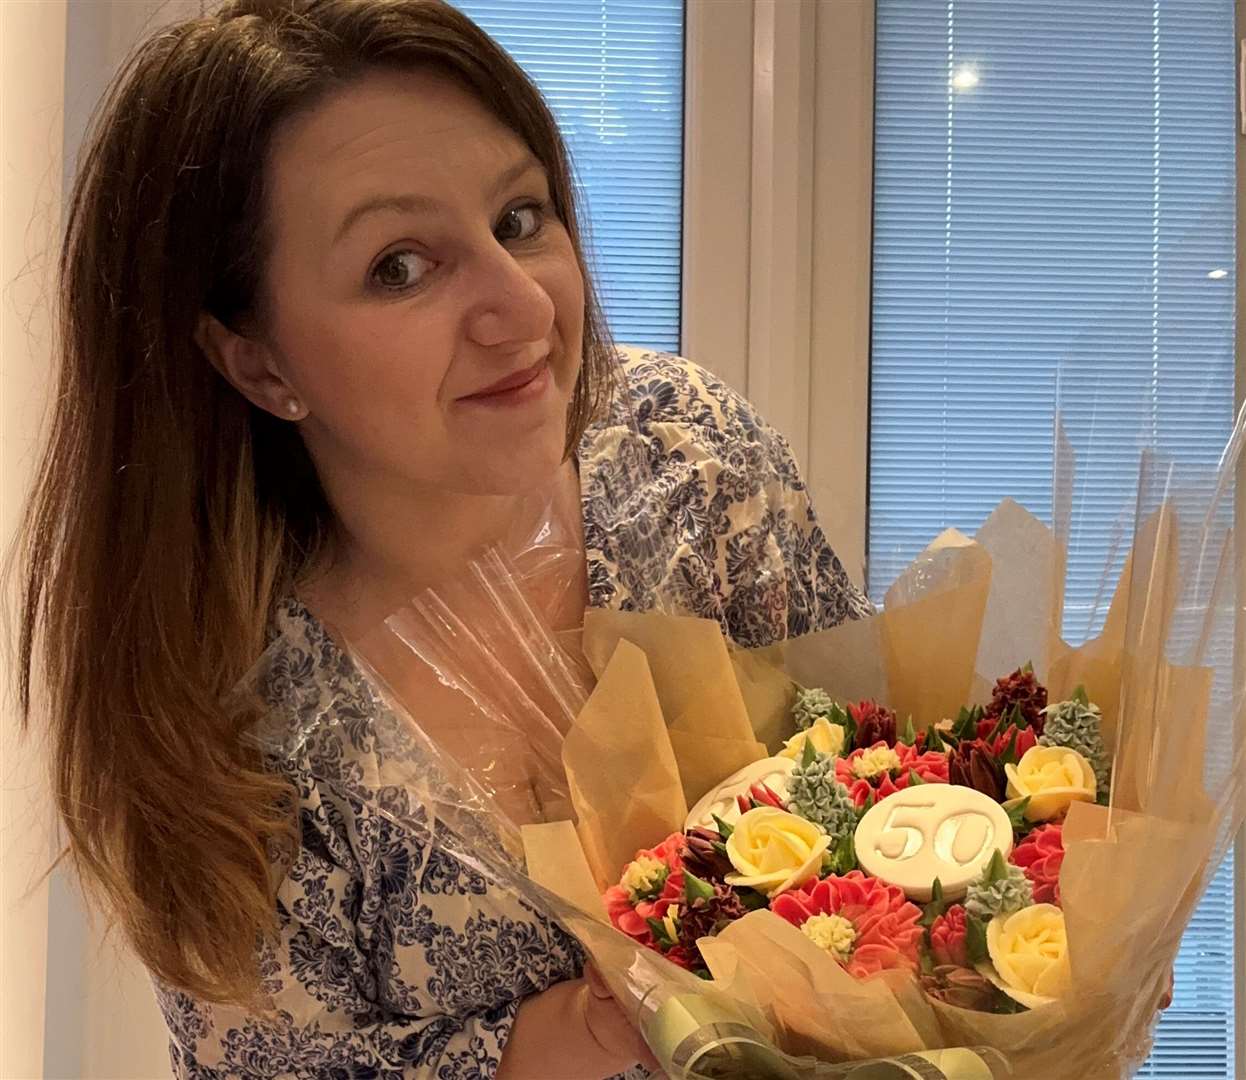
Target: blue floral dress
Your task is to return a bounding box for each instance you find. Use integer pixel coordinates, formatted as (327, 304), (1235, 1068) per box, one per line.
(156, 349), (871, 1079)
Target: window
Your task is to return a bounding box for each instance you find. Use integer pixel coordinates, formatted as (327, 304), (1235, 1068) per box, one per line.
(454, 0), (685, 351)
(870, 1), (1237, 1073)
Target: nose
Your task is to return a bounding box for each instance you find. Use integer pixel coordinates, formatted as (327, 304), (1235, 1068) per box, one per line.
(464, 245), (556, 351)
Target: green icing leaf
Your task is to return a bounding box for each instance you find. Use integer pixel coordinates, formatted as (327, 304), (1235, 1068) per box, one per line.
(920, 878), (949, 929)
(683, 870), (715, 903)
(647, 916), (675, 949)
(835, 831), (858, 873)
(831, 702), (857, 748)
(965, 915), (990, 966)
(900, 715), (917, 746)
(985, 849), (1009, 884)
(738, 888), (769, 911)
(801, 736), (818, 770)
(1005, 798), (1031, 832)
(821, 831), (859, 876)
(952, 705), (983, 742)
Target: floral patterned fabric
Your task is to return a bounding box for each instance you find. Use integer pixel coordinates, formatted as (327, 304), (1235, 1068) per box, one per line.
(156, 349), (870, 1079)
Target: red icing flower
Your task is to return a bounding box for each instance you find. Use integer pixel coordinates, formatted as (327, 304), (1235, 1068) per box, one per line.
(984, 667), (1048, 735)
(1010, 823), (1065, 905)
(976, 717), (1038, 759)
(604, 833), (687, 948)
(661, 943), (702, 973)
(835, 740), (950, 808)
(772, 870), (924, 979)
(736, 781), (786, 816)
(928, 904), (970, 968)
(849, 700), (898, 749)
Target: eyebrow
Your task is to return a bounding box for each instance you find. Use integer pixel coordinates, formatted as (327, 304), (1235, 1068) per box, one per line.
(332, 155), (546, 245)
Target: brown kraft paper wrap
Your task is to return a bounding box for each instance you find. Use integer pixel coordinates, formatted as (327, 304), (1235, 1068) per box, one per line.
(528, 492), (1238, 1078)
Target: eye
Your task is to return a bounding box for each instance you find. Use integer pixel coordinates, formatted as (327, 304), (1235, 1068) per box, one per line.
(494, 203), (545, 243)
(370, 250), (433, 292)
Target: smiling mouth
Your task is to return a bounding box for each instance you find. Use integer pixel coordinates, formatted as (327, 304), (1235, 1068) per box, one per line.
(458, 357), (549, 402)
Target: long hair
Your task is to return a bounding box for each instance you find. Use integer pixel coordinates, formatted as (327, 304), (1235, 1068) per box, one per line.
(16, 0), (614, 1005)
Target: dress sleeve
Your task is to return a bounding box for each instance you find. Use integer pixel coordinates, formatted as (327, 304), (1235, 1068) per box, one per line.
(763, 427), (875, 637)
(165, 767), (583, 1079)
(652, 356), (873, 641)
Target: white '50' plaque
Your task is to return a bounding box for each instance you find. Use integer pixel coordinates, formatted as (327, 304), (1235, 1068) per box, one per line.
(852, 785), (1013, 901)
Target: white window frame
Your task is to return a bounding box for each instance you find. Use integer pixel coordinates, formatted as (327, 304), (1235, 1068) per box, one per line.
(684, 1), (1244, 1070)
(682, 0), (873, 588)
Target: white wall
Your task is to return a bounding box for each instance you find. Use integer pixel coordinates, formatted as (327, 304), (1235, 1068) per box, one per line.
(3, 3), (202, 1077)
(2, 5), (68, 1076)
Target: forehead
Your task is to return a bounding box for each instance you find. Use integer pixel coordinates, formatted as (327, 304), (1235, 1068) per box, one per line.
(265, 68), (534, 238)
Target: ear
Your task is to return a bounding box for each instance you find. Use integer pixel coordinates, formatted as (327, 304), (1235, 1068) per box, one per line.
(196, 313), (306, 420)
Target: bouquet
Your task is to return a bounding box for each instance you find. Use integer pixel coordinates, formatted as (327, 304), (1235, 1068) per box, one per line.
(237, 401), (1246, 1078)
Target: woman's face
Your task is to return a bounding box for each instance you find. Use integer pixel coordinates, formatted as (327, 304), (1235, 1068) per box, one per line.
(256, 68), (586, 499)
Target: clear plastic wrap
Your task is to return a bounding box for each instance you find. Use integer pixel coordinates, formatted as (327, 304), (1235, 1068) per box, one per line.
(237, 588), (1009, 1079)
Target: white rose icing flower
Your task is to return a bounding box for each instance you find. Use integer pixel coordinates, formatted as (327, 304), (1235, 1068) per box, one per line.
(1004, 744), (1096, 822)
(725, 806), (830, 896)
(982, 903), (1072, 1008)
(780, 716), (847, 761)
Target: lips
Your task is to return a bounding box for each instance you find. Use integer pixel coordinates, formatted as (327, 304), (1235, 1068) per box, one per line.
(459, 357), (548, 401)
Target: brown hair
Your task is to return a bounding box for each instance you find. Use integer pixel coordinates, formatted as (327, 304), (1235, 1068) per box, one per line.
(16, 0), (613, 1005)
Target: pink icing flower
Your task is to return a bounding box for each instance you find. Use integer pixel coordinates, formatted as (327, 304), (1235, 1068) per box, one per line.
(604, 833), (687, 948)
(929, 904), (970, 968)
(771, 870), (924, 979)
(1010, 823), (1065, 905)
(835, 740), (950, 808)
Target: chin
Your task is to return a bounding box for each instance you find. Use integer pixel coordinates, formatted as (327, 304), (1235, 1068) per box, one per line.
(460, 431), (569, 497)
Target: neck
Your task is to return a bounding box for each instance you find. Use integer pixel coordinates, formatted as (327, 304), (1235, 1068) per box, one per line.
(302, 462), (579, 638)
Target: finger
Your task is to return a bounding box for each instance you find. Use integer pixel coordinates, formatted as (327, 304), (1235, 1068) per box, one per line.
(583, 962), (613, 1000)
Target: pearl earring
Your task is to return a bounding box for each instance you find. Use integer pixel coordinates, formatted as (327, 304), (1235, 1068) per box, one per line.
(284, 398), (304, 419)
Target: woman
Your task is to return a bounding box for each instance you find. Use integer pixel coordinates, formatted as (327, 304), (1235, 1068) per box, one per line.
(17, 1), (871, 1076)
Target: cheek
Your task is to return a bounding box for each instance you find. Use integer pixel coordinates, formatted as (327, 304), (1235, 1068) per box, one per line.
(556, 260), (586, 336)
(273, 300), (452, 430)
(545, 254), (587, 378)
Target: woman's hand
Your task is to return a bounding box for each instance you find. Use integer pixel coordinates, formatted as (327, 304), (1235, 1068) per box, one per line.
(497, 966), (659, 1079)
(581, 963), (661, 1073)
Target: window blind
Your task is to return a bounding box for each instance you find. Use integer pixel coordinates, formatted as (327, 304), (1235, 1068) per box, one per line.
(454, 0), (684, 352)
(871, 2), (1236, 1072)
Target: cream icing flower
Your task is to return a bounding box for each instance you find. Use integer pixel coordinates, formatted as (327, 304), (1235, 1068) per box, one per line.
(725, 806), (830, 896)
(982, 903), (1072, 1008)
(851, 744), (902, 780)
(1004, 745), (1096, 822)
(780, 716), (847, 761)
(621, 855), (669, 903)
(801, 912), (858, 962)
